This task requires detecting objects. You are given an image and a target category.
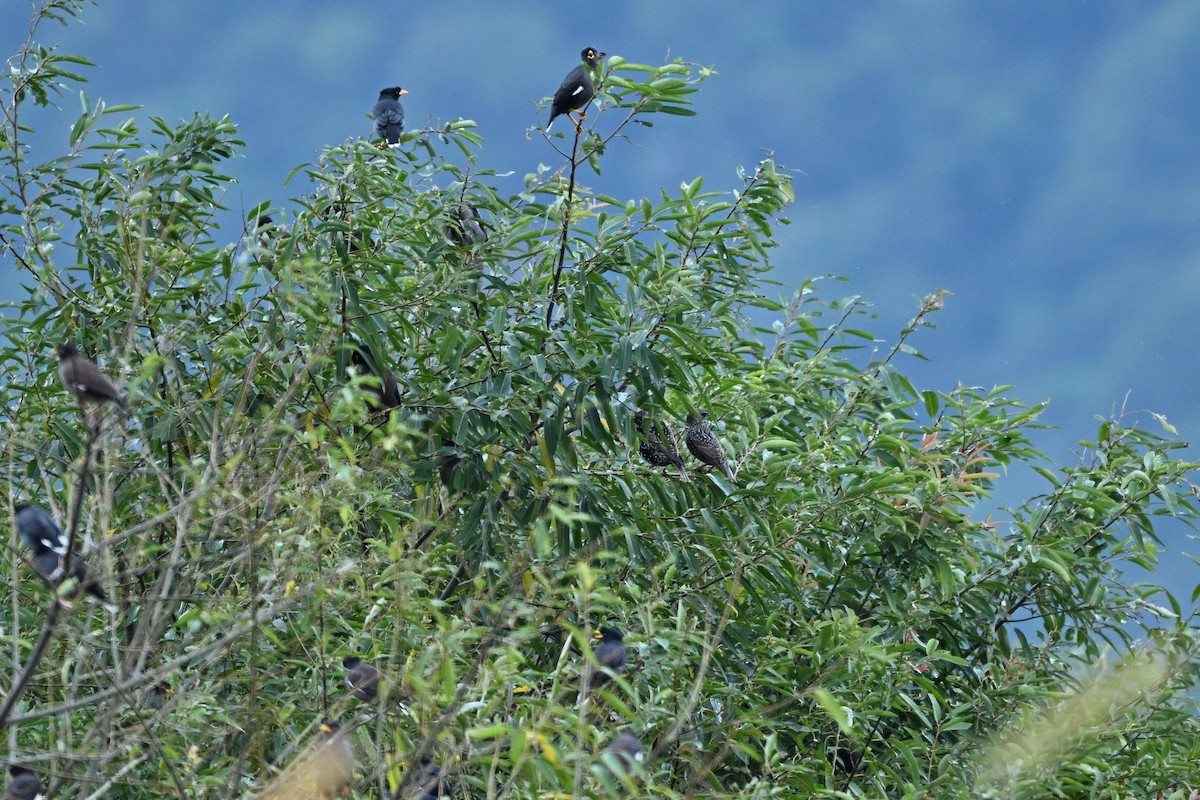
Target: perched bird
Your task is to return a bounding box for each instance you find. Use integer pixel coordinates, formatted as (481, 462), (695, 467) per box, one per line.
(634, 412), (688, 480)
(343, 656), (382, 702)
(584, 626), (627, 693)
(349, 344), (401, 410)
(15, 503), (114, 610)
(444, 204), (488, 247)
(314, 720), (356, 800)
(257, 719), (356, 800)
(685, 410), (736, 482)
(408, 756), (452, 800)
(548, 47), (605, 131)
(55, 343), (128, 409)
(373, 86), (408, 145)
(143, 681), (174, 710)
(605, 732), (646, 775)
(5, 765), (43, 800)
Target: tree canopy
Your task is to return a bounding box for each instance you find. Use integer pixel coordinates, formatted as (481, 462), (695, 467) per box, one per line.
(2, 3), (1199, 799)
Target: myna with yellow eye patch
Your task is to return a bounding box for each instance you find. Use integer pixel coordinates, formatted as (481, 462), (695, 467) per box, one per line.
(583, 626), (627, 693)
(55, 343), (128, 409)
(548, 47), (605, 132)
(373, 86), (407, 145)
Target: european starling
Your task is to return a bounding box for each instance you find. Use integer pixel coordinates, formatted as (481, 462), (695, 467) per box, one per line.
(685, 410), (736, 482)
(548, 47), (605, 131)
(584, 626), (627, 693)
(444, 204), (488, 247)
(350, 344), (401, 410)
(5, 765), (42, 800)
(634, 412), (688, 480)
(55, 343), (128, 409)
(343, 657), (382, 702)
(373, 86), (408, 145)
(605, 732), (646, 774)
(15, 503), (114, 610)
(409, 756), (451, 800)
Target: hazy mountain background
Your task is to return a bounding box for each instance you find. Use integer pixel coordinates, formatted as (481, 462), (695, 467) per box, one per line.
(3, 2), (1198, 588)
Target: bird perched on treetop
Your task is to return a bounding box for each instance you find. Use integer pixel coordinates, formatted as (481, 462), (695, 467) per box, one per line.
(547, 47), (605, 132)
(15, 503), (115, 611)
(5, 765), (43, 800)
(634, 411), (688, 481)
(605, 732), (646, 775)
(343, 656), (382, 702)
(408, 756), (452, 799)
(583, 626), (627, 694)
(685, 410), (736, 482)
(373, 86), (408, 146)
(55, 343), (128, 409)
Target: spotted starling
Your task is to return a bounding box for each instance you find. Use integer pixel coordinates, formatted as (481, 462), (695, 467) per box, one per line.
(584, 626), (627, 693)
(349, 344), (401, 410)
(5, 765), (42, 800)
(445, 204), (488, 247)
(605, 732), (646, 774)
(548, 47), (605, 131)
(634, 412), (688, 480)
(409, 756), (452, 800)
(373, 87), (408, 145)
(55, 343), (128, 408)
(15, 503), (114, 610)
(685, 410), (736, 482)
(343, 657), (382, 702)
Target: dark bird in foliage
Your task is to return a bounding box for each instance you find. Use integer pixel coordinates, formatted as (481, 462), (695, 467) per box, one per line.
(685, 410), (736, 482)
(408, 756), (452, 799)
(444, 204), (488, 247)
(548, 47), (605, 131)
(634, 411), (688, 480)
(605, 732), (646, 775)
(5, 765), (43, 800)
(55, 343), (128, 409)
(373, 86), (408, 145)
(144, 681), (174, 710)
(350, 345), (401, 410)
(343, 656), (382, 702)
(15, 503), (114, 610)
(584, 626), (627, 693)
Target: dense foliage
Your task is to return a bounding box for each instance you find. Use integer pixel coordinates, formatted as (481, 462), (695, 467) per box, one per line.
(3, 2), (1199, 798)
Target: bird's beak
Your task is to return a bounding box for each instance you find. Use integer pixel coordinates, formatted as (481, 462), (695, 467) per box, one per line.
(593, 630), (603, 640)
(399, 89), (409, 96)
(320, 723), (334, 733)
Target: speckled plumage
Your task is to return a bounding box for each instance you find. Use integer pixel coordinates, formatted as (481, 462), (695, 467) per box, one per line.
(685, 410), (736, 482)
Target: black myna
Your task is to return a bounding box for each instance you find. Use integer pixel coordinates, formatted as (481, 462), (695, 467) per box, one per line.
(15, 503), (115, 610)
(685, 410), (736, 482)
(373, 87), (408, 145)
(605, 732), (646, 774)
(584, 626), (627, 693)
(409, 756), (451, 799)
(55, 343), (128, 409)
(5, 765), (42, 800)
(444, 204), (488, 247)
(349, 344), (401, 410)
(634, 412), (688, 480)
(144, 681), (174, 710)
(548, 47), (605, 131)
(342, 657), (382, 702)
